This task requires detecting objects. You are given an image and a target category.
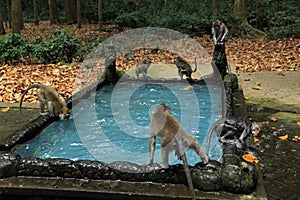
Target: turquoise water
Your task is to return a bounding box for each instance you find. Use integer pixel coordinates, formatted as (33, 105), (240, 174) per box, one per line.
(15, 82), (222, 165)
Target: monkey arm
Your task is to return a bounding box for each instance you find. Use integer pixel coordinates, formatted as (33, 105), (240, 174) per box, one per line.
(220, 24), (229, 43)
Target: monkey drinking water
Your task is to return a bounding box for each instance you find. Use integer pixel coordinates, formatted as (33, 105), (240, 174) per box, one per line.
(206, 117), (261, 156)
(147, 104), (208, 200)
(19, 84), (70, 120)
(174, 57), (197, 80)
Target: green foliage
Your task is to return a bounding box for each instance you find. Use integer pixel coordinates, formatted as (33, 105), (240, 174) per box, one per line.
(30, 29), (82, 63)
(0, 34), (29, 64)
(0, 30), (82, 64)
(247, 0), (300, 38)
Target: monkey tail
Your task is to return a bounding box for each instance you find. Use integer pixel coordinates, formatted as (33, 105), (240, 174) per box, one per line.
(193, 57), (197, 72)
(178, 134), (196, 200)
(19, 84), (43, 113)
(181, 152), (196, 200)
(205, 122), (219, 157)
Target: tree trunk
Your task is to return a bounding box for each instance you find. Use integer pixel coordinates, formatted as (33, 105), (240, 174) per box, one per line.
(98, 0), (102, 31)
(64, 0), (73, 24)
(152, 0), (156, 16)
(0, 0), (5, 34)
(77, 0), (81, 28)
(49, 0), (59, 25)
(6, 0), (11, 28)
(212, 0), (219, 15)
(34, 0), (39, 25)
(11, 0), (22, 34)
(234, 0), (266, 38)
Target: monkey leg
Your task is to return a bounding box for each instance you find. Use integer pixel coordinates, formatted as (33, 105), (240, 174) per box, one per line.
(161, 147), (170, 168)
(189, 139), (209, 164)
(47, 101), (56, 117)
(37, 91), (46, 114)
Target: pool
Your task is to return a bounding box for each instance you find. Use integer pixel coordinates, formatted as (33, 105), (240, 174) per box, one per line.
(15, 82), (222, 166)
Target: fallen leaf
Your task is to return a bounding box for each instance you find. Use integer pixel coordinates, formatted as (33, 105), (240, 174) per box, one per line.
(242, 154), (259, 164)
(244, 96), (249, 100)
(255, 82), (261, 86)
(182, 86), (194, 91)
(1, 107), (9, 112)
(292, 136), (300, 142)
(297, 122), (300, 127)
(279, 134), (288, 140)
(244, 78), (250, 81)
(253, 136), (259, 143)
(270, 117), (277, 122)
(252, 87), (261, 90)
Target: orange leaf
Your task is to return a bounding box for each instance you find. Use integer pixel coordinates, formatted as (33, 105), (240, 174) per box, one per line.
(1, 107), (9, 112)
(244, 96), (249, 100)
(182, 86), (193, 91)
(297, 122), (300, 127)
(242, 154), (259, 164)
(279, 134), (288, 140)
(292, 136), (300, 142)
(270, 117), (277, 122)
(253, 136), (259, 143)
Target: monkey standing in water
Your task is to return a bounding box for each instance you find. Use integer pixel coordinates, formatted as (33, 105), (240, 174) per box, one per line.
(19, 84), (70, 120)
(174, 57), (197, 80)
(147, 104), (208, 200)
(205, 118), (261, 156)
(135, 59), (152, 78)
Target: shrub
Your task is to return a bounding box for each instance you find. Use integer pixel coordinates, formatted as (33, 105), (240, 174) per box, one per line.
(31, 29), (82, 63)
(0, 34), (29, 64)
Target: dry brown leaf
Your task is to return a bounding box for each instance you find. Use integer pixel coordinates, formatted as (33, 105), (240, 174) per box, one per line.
(242, 154), (259, 164)
(270, 117), (278, 122)
(279, 134), (288, 140)
(1, 107), (9, 112)
(253, 136), (259, 143)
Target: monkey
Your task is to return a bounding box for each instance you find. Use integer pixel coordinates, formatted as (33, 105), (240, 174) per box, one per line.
(205, 117), (261, 156)
(211, 20), (229, 79)
(211, 20), (229, 46)
(135, 59), (151, 78)
(147, 104), (209, 200)
(174, 57), (197, 80)
(19, 84), (70, 120)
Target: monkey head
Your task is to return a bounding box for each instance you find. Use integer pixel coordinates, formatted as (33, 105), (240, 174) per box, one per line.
(59, 107), (70, 120)
(213, 20), (221, 29)
(251, 122), (261, 137)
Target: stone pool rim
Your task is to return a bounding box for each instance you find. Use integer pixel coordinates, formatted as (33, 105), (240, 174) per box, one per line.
(0, 75), (264, 198)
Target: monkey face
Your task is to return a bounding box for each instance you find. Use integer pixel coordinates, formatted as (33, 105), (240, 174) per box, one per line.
(251, 122), (261, 136)
(59, 107), (70, 120)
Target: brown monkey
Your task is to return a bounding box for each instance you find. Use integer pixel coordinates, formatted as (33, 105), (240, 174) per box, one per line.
(147, 104), (208, 200)
(135, 59), (152, 78)
(19, 84), (70, 120)
(206, 118), (261, 156)
(174, 57), (197, 80)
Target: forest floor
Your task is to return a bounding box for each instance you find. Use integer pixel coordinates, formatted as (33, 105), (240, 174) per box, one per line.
(0, 22), (300, 199)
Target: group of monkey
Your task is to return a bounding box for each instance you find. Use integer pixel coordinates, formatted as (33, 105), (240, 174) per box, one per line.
(18, 20), (260, 200)
(19, 84), (260, 200)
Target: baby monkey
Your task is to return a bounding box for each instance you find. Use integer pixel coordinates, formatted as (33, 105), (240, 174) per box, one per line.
(135, 59), (152, 78)
(206, 117), (261, 156)
(147, 104), (208, 200)
(19, 84), (70, 120)
(174, 57), (197, 80)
